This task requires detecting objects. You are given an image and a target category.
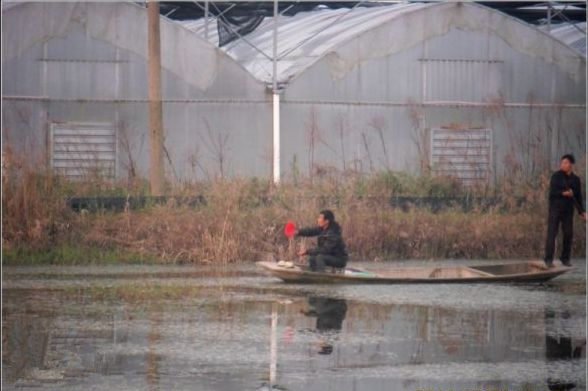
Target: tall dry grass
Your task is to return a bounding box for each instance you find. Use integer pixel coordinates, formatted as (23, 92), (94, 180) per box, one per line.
(2, 153), (585, 264)
(2, 150), (70, 253)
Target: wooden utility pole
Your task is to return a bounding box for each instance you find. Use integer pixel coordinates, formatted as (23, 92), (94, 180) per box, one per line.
(148, 1), (165, 195)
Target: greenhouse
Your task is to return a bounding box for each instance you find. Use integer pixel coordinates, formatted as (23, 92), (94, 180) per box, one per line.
(2, 1), (586, 184)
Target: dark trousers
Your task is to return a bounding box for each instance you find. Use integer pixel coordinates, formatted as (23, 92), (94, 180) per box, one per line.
(544, 206), (574, 265)
(308, 254), (347, 272)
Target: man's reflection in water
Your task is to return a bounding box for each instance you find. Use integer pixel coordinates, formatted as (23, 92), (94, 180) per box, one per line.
(545, 309), (586, 391)
(302, 296), (347, 355)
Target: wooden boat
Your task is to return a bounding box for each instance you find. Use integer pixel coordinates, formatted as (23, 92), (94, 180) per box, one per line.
(256, 260), (572, 284)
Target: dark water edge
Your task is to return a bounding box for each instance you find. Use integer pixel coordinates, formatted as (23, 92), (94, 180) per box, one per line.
(2, 259), (586, 391)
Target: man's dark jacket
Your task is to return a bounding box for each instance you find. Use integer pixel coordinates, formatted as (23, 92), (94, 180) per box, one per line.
(548, 170), (585, 214)
(297, 222), (348, 257)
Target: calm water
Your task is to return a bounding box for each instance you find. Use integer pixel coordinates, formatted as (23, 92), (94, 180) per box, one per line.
(2, 259), (586, 391)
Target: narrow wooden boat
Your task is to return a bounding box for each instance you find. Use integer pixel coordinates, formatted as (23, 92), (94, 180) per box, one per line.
(256, 260), (572, 284)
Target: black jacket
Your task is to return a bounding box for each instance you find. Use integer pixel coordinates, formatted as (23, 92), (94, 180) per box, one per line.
(297, 222), (348, 257)
(548, 170), (585, 214)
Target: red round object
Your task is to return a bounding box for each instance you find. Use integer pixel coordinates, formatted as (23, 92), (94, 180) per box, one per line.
(284, 221), (297, 239)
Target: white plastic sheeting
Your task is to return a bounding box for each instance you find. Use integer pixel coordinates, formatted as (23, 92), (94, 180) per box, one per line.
(2, 1), (586, 182)
(2, 1), (272, 180)
(3, 1), (221, 91)
(540, 22), (587, 57)
(181, 3), (427, 84)
(181, 2), (586, 85)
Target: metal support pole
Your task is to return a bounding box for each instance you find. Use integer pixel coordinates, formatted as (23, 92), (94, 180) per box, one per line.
(547, 2), (552, 32)
(272, 0), (280, 183)
(204, 0), (209, 40)
(148, 1), (165, 195)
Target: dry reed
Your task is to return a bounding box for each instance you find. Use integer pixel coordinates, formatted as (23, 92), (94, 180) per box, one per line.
(2, 153), (585, 264)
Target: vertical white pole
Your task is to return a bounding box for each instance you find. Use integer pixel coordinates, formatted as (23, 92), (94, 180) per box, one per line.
(269, 303), (278, 386)
(273, 93), (280, 183)
(272, 0), (280, 183)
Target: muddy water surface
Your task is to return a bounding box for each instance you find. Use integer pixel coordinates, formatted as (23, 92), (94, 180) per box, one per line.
(2, 259), (586, 390)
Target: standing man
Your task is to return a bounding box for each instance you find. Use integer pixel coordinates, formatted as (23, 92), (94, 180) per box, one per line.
(296, 210), (348, 272)
(544, 154), (587, 267)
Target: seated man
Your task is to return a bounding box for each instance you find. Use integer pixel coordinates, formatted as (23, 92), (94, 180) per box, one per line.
(296, 210), (348, 272)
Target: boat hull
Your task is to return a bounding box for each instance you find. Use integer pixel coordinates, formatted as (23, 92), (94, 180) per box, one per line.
(256, 261), (571, 284)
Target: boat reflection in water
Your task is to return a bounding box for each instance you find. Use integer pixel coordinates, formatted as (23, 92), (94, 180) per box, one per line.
(260, 296), (348, 390)
(2, 263), (585, 390)
(301, 296), (348, 355)
(545, 309), (586, 391)
(257, 293), (585, 391)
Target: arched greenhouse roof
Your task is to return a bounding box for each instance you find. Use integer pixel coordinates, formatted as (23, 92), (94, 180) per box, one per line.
(2, 1), (263, 92)
(180, 1), (586, 86)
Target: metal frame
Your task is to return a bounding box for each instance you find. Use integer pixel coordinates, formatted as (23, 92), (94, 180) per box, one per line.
(5, 95), (585, 109)
(544, 1), (587, 34)
(429, 127), (493, 185)
(49, 121), (118, 180)
(190, 1), (271, 61)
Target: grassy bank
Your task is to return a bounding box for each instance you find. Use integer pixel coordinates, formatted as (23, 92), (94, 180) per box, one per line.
(2, 164), (586, 265)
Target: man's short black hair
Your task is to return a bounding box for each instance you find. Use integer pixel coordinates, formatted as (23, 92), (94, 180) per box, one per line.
(320, 209), (335, 223)
(561, 154), (576, 164)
